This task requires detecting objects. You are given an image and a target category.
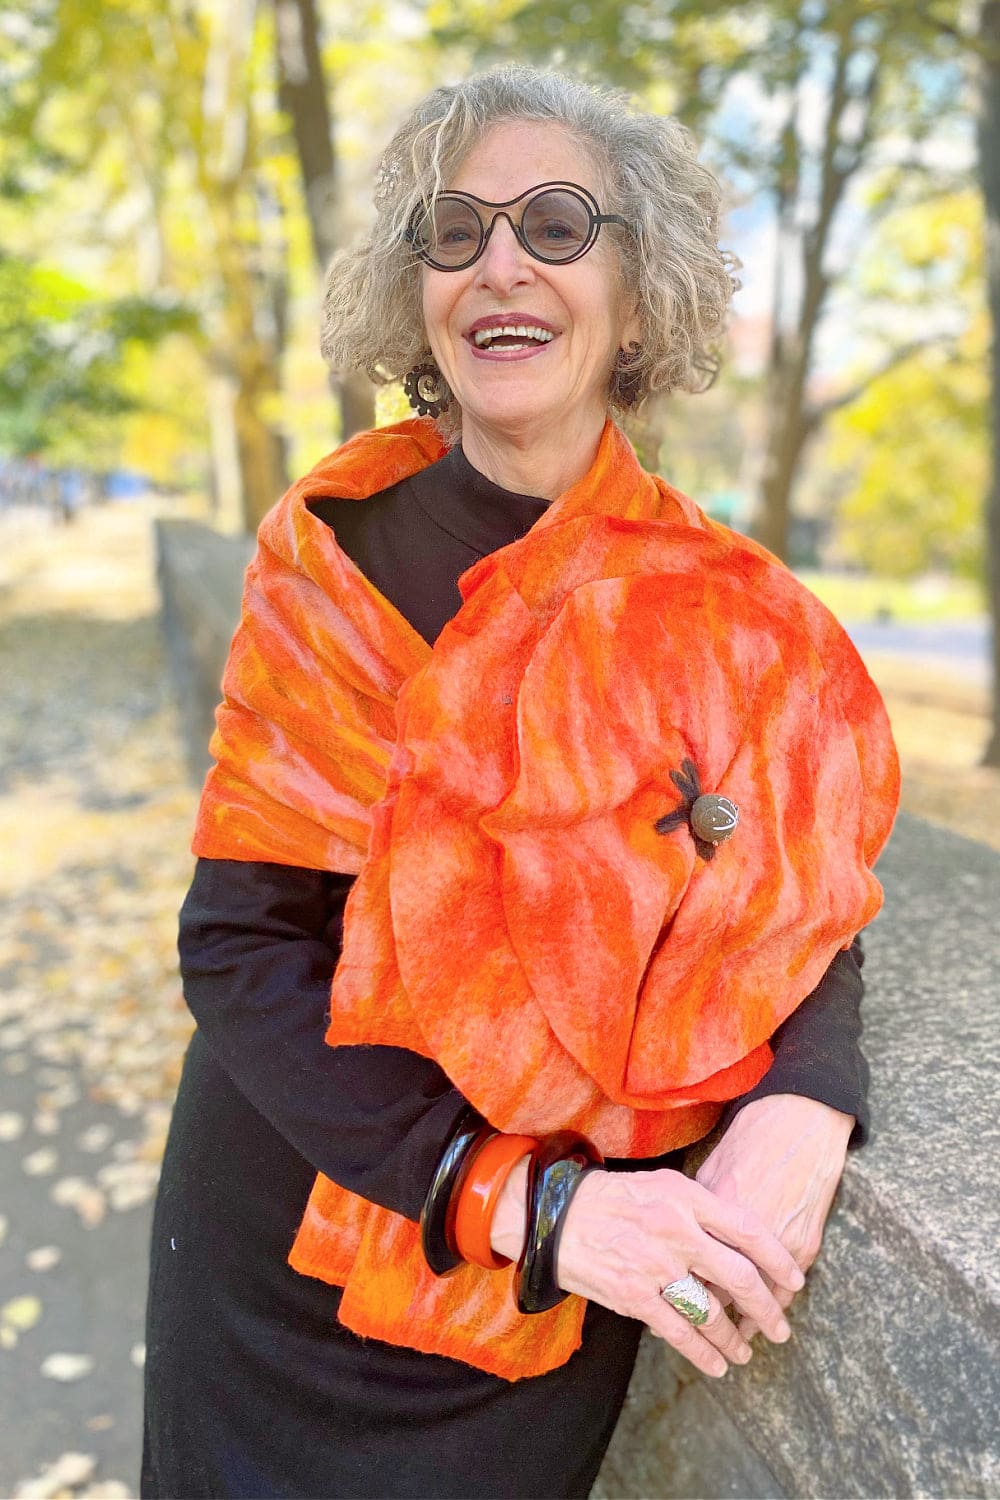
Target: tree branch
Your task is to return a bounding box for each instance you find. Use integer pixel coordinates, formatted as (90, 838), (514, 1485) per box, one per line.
(803, 333), (958, 430)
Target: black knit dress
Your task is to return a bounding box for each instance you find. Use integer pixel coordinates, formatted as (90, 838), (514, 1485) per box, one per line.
(141, 445), (869, 1500)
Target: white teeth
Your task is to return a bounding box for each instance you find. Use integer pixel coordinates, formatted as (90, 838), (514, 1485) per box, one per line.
(472, 324), (555, 347)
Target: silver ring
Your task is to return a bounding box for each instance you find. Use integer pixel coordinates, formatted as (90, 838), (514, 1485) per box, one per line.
(659, 1273), (710, 1326)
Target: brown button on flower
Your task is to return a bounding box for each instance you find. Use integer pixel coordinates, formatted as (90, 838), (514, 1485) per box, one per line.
(654, 758), (738, 862)
(690, 794), (739, 844)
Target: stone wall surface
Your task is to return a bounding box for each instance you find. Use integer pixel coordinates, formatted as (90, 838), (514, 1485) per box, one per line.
(594, 812), (1000, 1500)
(153, 533), (1000, 1499)
(155, 519), (254, 778)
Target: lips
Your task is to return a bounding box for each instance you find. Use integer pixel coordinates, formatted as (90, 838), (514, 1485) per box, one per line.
(464, 315), (559, 359)
(472, 324), (554, 350)
(466, 314), (559, 337)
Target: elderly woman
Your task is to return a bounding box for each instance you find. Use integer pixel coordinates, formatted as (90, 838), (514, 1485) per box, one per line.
(142, 65), (897, 1500)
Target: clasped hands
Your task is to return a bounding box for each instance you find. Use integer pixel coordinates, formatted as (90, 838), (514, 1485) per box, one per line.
(491, 1093), (854, 1379)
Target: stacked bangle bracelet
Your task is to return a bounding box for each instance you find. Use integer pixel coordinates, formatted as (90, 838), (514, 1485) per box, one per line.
(515, 1131), (604, 1314)
(419, 1109), (603, 1314)
(454, 1131), (538, 1270)
(419, 1105), (492, 1276)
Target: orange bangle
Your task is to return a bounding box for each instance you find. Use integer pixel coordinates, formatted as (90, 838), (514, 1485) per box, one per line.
(453, 1132), (538, 1270)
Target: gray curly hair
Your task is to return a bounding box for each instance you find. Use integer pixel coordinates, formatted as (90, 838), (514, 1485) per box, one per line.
(321, 64), (739, 439)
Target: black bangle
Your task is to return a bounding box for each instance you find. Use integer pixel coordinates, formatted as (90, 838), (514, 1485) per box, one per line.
(419, 1105), (493, 1276)
(515, 1131), (604, 1314)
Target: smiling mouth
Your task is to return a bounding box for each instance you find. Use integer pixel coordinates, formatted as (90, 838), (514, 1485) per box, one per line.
(471, 323), (556, 352)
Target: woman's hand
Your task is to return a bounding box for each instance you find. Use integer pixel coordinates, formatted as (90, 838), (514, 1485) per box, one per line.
(694, 1094), (854, 1339)
(491, 1159), (804, 1379)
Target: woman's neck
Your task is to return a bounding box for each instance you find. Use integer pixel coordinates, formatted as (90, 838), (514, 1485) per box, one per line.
(459, 411), (607, 502)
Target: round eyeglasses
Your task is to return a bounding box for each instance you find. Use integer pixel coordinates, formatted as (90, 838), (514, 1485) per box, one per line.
(406, 181), (633, 271)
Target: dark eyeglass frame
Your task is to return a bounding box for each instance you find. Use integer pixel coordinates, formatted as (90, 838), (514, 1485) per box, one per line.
(406, 180), (633, 271)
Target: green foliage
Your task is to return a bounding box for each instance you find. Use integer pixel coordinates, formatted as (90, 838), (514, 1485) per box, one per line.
(826, 189), (985, 581)
(424, 0), (968, 184)
(0, 254), (196, 460)
(831, 344), (986, 579)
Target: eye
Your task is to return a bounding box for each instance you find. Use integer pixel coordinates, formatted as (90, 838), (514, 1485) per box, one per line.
(430, 201), (480, 253)
(522, 192), (591, 255)
(440, 223), (475, 244)
(535, 216), (583, 243)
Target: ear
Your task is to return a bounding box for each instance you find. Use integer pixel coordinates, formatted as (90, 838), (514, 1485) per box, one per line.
(618, 297), (642, 353)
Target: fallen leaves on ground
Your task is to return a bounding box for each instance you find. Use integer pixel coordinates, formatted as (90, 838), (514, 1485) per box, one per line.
(13, 1449), (130, 1498)
(3, 1294), (43, 1333)
(0, 506), (196, 1191)
(26, 1246), (62, 1272)
(40, 1353), (96, 1383)
(1, 500), (199, 1497)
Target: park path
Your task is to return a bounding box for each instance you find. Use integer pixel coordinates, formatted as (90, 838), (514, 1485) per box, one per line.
(0, 502), (197, 1499)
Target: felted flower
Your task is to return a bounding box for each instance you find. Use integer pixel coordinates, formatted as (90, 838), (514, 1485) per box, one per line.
(328, 510), (898, 1157)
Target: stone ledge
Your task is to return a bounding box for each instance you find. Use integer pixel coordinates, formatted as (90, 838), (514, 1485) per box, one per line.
(155, 519), (254, 780)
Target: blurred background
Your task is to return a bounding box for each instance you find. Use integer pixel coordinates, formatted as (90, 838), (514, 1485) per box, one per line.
(0, 1), (997, 1495)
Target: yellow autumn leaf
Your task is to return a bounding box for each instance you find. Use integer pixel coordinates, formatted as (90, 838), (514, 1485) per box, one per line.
(2, 1294), (43, 1332)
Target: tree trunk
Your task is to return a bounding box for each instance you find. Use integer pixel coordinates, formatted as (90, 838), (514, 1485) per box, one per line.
(978, 0), (1000, 766)
(163, 0), (290, 534)
(235, 380), (289, 532)
(274, 0), (336, 269)
(754, 16), (877, 562)
(210, 178), (289, 532)
(756, 356), (811, 560)
(206, 370), (244, 533)
(274, 0), (374, 439)
(755, 215), (834, 560)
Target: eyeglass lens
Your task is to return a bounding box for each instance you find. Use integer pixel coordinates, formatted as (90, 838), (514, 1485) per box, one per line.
(413, 187), (594, 268)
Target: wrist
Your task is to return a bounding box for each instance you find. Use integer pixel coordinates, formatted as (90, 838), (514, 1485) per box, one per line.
(732, 1095), (856, 1166)
(489, 1155), (530, 1261)
(739, 1093), (854, 1137)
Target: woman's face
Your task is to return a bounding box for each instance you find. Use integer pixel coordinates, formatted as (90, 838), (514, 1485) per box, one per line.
(421, 121), (640, 453)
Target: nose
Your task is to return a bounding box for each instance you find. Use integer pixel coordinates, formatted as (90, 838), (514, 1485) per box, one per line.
(474, 212), (535, 292)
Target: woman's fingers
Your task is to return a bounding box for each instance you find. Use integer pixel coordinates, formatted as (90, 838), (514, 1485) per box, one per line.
(696, 1293), (753, 1366)
(738, 1282), (795, 1342)
(642, 1293), (726, 1378)
(690, 1240), (793, 1342)
(694, 1189), (806, 1296)
(642, 1287), (752, 1378)
(554, 1169), (801, 1373)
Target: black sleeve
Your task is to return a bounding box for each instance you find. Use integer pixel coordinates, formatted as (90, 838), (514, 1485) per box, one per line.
(178, 855), (471, 1223)
(716, 935), (870, 1148)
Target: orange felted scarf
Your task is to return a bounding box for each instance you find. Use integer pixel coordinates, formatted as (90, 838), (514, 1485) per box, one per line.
(193, 417), (899, 1381)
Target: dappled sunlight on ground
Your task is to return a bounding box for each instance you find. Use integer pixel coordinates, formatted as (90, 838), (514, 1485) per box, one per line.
(862, 653), (1000, 853)
(0, 502), (167, 623)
